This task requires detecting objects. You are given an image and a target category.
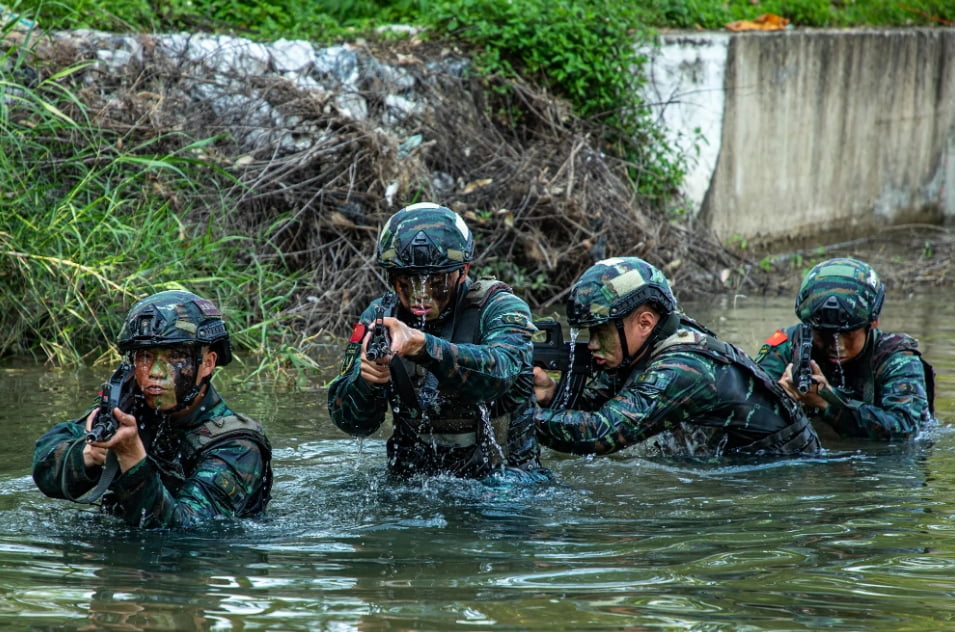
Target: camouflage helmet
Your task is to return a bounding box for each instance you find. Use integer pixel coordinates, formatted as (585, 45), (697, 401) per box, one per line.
(566, 257), (677, 328)
(376, 202), (474, 273)
(795, 257), (885, 331)
(117, 290), (232, 366)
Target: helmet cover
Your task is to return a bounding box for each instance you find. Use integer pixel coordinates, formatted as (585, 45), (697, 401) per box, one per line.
(376, 202), (474, 274)
(566, 257), (677, 328)
(795, 257), (885, 330)
(117, 290), (232, 365)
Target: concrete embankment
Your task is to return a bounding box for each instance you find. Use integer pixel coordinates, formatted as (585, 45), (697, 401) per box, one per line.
(645, 28), (955, 249)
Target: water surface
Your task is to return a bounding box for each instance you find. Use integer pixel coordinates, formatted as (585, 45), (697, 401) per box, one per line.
(1, 295), (952, 631)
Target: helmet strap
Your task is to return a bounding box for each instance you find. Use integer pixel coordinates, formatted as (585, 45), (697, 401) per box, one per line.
(614, 319), (631, 364)
(167, 347), (210, 415)
(613, 311), (681, 374)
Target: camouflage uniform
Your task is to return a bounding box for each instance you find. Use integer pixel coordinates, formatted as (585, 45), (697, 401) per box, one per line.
(33, 387), (272, 528)
(755, 258), (934, 440)
(32, 291), (272, 528)
(533, 257), (820, 458)
(327, 203), (543, 478)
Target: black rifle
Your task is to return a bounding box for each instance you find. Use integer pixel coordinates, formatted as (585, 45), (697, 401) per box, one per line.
(532, 319), (594, 410)
(365, 298), (391, 362)
(86, 362), (136, 443)
(791, 323), (815, 394)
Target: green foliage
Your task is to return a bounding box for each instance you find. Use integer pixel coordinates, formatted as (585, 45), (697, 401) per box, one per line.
(4, 0), (951, 367)
(13, 0), (951, 38)
(423, 0), (636, 119)
(421, 0), (685, 204)
(12, 0), (951, 208)
(475, 259), (550, 295)
(728, 235), (749, 251)
(0, 53), (313, 372)
(631, 0), (952, 28)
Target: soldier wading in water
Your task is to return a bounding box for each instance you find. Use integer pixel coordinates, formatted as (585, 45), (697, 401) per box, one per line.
(328, 202), (547, 480)
(529, 257), (821, 459)
(33, 291), (273, 528)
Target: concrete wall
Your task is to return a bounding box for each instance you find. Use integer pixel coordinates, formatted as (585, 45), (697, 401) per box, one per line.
(644, 28), (955, 248)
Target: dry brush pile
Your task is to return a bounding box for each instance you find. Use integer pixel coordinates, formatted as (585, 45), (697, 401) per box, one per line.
(22, 30), (768, 337)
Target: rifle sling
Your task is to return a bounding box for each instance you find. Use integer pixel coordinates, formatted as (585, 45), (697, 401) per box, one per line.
(63, 440), (121, 505)
(388, 355), (419, 411)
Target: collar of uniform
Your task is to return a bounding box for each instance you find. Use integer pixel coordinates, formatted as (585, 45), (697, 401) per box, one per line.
(172, 385), (224, 431)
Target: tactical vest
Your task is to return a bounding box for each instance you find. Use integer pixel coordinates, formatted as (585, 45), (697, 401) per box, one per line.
(851, 330), (936, 416)
(385, 279), (515, 461)
(652, 324), (819, 455)
(179, 412), (274, 516)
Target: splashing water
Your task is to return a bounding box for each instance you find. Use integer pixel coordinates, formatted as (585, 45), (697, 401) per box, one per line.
(411, 275), (430, 328)
(831, 331), (847, 388)
(478, 403), (506, 468)
(551, 327), (584, 410)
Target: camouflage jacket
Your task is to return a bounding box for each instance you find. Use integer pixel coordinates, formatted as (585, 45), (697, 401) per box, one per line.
(755, 325), (934, 440)
(535, 322), (820, 457)
(327, 278), (541, 478)
(33, 386), (272, 528)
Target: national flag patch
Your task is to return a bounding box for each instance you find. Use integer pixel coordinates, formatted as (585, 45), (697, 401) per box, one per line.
(348, 323), (367, 343)
(765, 329), (789, 346)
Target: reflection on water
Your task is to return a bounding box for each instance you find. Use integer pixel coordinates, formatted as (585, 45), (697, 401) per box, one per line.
(0, 296), (953, 631)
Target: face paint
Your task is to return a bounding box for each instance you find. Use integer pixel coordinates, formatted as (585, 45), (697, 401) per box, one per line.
(133, 345), (197, 412)
(391, 271), (458, 322)
(588, 322), (622, 369)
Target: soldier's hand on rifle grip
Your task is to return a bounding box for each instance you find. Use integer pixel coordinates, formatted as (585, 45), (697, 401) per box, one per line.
(83, 406), (146, 473)
(360, 329), (393, 386)
(533, 366), (557, 406)
(82, 408), (108, 470)
(780, 360), (830, 408)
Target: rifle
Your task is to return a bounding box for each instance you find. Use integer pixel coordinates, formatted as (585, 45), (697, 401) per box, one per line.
(86, 361), (136, 443)
(365, 297), (392, 362)
(532, 319), (594, 410)
(791, 323), (815, 394)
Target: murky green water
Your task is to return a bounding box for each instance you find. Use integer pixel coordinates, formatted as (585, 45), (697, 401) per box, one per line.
(1, 295), (953, 631)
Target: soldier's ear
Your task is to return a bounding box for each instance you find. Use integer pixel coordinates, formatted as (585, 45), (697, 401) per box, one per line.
(629, 306), (658, 333)
(640, 309), (659, 331)
(199, 348), (218, 378)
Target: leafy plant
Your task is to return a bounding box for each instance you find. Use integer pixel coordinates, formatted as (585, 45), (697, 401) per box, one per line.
(0, 53), (313, 373)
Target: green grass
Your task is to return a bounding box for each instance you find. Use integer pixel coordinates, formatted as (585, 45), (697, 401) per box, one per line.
(1, 0), (950, 371)
(0, 49), (317, 375)
(9, 0), (951, 40)
(632, 0), (952, 29)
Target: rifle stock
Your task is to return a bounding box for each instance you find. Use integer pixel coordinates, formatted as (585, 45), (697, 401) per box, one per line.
(532, 319), (594, 410)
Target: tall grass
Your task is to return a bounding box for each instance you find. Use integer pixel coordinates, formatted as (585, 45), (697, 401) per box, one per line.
(12, 0), (953, 38)
(0, 43), (317, 375)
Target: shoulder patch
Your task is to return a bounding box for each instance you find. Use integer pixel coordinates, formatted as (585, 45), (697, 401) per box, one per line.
(501, 313), (528, 326)
(765, 329), (789, 346)
(348, 322), (367, 343)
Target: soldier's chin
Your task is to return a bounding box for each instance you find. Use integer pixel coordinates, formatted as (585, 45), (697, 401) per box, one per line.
(144, 395), (178, 411)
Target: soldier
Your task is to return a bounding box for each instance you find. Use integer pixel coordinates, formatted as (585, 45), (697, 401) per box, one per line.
(531, 257), (820, 458)
(327, 202), (545, 479)
(755, 257), (935, 441)
(33, 290), (272, 528)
